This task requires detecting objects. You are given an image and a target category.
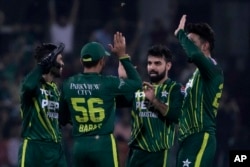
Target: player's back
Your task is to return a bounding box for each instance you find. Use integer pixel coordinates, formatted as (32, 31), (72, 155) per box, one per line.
(62, 73), (126, 137)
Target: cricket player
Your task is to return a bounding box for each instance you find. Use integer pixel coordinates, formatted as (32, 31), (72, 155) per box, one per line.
(59, 32), (142, 167)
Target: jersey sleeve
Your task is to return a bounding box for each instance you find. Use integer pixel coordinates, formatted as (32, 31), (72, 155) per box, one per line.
(165, 83), (184, 123)
(109, 57), (142, 95)
(20, 66), (43, 96)
(176, 30), (220, 80)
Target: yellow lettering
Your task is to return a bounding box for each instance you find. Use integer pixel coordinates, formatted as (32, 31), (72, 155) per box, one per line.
(78, 124), (102, 133)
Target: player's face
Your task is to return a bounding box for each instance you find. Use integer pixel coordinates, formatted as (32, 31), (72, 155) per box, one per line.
(147, 55), (170, 83)
(51, 54), (64, 78)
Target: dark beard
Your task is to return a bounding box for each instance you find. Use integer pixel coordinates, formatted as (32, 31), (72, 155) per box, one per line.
(149, 70), (166, 83)
(50, 66), (61, 78)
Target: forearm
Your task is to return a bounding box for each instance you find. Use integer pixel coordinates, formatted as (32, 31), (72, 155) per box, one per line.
(151, 98), (168, 117)
(177, 30), (203, 61)
(22, 66), (43, 91)
(120, 55), (142, 84)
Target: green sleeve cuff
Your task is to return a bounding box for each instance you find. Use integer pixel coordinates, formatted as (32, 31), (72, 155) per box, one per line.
(119, 54), (130, 60)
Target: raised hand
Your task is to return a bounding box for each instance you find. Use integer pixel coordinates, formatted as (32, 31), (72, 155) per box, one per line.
(109, 32), (126, 58)
(174, 14), (187, 36)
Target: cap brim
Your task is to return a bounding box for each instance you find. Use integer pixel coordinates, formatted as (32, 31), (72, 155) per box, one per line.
(105, 51), (111, 56)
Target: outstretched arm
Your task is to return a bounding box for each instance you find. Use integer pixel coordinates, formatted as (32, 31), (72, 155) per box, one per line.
(174, 14), (186, 36)
(69, 0), (79, 24)
(48, 0), (56, 24)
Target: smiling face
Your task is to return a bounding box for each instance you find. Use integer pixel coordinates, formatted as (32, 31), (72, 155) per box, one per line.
(147, 55), (171, 84)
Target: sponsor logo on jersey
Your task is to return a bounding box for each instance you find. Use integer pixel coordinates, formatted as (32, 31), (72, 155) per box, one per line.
(40, 89), (53, 97)
(139, 111), (158, 118)
(118, 78), (125, 89)
(70, 83), (101, 95)
(42, 99), (59, 111)
(47, 112), (59, 119)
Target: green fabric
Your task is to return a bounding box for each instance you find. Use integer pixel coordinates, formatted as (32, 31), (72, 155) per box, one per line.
(19, 66), (62, 142)
(126, 148), (169, 167)
(176, 132), (216, 167)
(176, 30), (224, 141)
(73, 134), (119, 167)
(80, 42), (110, 62)
(128, 78), (183, 152)
(18, 139), (67, 167)
(60, 57), (142, 137)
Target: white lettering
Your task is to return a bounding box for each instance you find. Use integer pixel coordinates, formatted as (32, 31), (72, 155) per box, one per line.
(234, 155), (247, 162)
(47, 112), (59, 119)
(136, 101), (147, 110)
(135, 92), (144, 98)
(77, 90), (92, 95)
(139, 111), (158, 118)
(40, 89), (53, 97)
(41, 99), (59, 111)
(70, 83), (100, 90)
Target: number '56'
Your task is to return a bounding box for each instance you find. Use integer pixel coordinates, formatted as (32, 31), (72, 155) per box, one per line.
(71, 97), (105, 123)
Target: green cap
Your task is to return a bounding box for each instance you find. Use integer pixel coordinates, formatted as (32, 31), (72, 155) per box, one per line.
(80, 42), (110, 62)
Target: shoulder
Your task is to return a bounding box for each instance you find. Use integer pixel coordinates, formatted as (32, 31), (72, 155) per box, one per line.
(165, 79), (182, 88)
(165, 79), (184, 93)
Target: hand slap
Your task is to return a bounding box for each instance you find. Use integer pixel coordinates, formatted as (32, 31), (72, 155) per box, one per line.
(109, 32), (126, 57)
(174, 14), (187, 36)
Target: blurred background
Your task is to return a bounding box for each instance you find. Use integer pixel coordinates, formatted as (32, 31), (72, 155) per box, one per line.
(0, 0), (249, 167)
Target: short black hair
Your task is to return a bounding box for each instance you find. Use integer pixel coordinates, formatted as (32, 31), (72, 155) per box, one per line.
(147, 45), (173, 62)
(34, 43), (57, 63)
(81, 59), (99, 68)
(186, 23), (215, 51)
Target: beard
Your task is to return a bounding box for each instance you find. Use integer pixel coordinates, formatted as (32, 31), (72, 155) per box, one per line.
(149, 70), (166, 83)
(50, 63), (62, 78)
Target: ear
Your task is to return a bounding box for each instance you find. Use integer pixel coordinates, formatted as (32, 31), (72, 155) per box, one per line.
(80, 58), (86, 68)
(99, 57), (106, 67)
(202, 41), (210, 52)
(166, 62), (172, 70)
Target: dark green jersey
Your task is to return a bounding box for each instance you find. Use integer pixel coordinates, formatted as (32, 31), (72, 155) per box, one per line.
(20, 66), (62, 143)
(128, 79), (183, 152)
(59, 57), (142, 137)
(176, 30), (224, 141)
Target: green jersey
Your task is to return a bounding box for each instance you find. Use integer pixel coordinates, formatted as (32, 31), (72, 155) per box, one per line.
(128, 79), (184, 152)
(20, 66), (62, 143)
(176, 30), (224, 141)
(59, 57), (142, 137)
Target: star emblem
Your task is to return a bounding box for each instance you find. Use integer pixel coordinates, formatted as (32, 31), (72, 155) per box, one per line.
(182, 159), (191, 167)
(161, 91), (168, 97)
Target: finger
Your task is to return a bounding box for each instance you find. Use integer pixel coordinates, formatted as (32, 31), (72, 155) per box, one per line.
(117, 32), (123, 44)
(143, 82), (153, 89)
(122, 36), (126, 45)
(180, 14), (186, 27)
(114, 33), (118, 45)
(108, 44), (114, 51)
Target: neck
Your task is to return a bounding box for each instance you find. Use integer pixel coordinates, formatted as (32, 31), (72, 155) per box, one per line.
(42, 73), (54, 83)
(153, 76), (168, 85)
(84, 66), (101, 73)
(203, 50), (211, 58)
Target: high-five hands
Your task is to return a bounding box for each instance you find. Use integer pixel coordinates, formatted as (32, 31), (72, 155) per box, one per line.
(174, 14), (187, 36)
(109, 32), (126, 58)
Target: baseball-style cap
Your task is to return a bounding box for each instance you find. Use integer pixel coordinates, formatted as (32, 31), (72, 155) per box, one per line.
(80, 42), (110, 62)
